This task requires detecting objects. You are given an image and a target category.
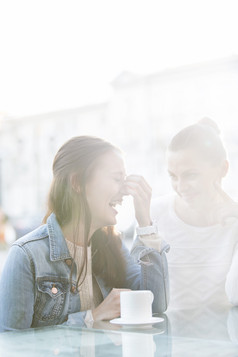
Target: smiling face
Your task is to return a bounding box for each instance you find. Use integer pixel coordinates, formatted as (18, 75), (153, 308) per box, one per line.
(167, 149), (226, 209)
(85, 149), (126, 231)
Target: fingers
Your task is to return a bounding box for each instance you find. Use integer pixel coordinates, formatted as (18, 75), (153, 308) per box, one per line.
(92, 288), (131, 321)
(126, 175), (152, 191)
(122, 175), (152, 226)
(124, 175), (152, 200)
(110, 288), (131, 298)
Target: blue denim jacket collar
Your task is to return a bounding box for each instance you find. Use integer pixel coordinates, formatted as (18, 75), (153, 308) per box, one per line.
(47, 213), (111, 298)
(47, 213), (71, 262)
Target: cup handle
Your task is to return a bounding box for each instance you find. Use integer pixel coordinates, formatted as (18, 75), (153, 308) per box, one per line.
(150, 291), (154, 303)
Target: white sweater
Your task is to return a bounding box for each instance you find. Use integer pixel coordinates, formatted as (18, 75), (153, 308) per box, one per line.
(150, 194), (238, 310)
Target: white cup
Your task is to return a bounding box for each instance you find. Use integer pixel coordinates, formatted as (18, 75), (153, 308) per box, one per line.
(120, 290), (154, 323)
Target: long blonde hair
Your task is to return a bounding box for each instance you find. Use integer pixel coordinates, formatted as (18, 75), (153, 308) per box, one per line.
(44, 136), (126, 288)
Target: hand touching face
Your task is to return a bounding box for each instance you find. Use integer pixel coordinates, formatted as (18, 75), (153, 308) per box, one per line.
(86, 149), (152, 230)
(122, 175), (152, 227)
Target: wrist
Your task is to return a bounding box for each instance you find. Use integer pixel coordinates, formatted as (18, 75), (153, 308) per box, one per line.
(91, 308), (97, 321)
(137, 220), (151, 227)
(92, 307), (101, 322)
(85, 310), (94, 327)
(136, 221), (158, 236)
(136, 216), (151, 228)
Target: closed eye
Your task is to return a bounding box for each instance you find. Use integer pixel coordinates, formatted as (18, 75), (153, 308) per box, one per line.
(184, 173), (199, 179)
(112, 174), (126, 184)
(114, 178), (123, 183)
(168, 172), (177, 180)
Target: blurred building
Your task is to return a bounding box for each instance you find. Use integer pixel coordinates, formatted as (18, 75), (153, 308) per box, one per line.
(0, 56), (238, 228)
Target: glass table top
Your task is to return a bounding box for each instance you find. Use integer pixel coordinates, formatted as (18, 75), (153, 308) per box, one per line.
(0, 305), (238, 356)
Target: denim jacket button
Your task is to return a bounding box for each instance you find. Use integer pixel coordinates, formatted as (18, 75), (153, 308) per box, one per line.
(52, 287), (58, 294)
(65, 259), (72, 267)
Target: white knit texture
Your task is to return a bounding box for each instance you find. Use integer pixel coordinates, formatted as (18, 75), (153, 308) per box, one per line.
(150, 194), (238, 310)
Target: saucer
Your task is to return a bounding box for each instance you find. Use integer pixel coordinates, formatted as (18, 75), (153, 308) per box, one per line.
(110, 317), (164, 326)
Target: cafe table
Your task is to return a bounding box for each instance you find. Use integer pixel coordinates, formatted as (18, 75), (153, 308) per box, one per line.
(0, 305), (238, 356)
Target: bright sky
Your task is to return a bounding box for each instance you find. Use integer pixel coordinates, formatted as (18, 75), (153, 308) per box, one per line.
(0, 0), (237, 117)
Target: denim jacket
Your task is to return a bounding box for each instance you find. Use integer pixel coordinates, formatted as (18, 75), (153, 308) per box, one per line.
(0, 213), (169, 331)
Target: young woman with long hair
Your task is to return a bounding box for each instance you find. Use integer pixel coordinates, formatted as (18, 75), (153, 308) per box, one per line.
(0, 136), (169, 331)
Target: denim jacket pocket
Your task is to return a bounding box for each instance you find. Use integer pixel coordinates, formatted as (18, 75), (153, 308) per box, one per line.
(34, 277), (69, 322)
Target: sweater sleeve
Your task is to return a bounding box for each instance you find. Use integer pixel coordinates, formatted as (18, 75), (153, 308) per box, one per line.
(225, 242), (238, 306)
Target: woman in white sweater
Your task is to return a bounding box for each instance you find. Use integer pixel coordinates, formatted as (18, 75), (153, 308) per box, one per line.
(150, 118), (238, 310)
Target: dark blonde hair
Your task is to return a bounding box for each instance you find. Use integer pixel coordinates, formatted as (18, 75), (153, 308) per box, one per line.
(44, 136), (126, 288)
(168, 118), (227, 165)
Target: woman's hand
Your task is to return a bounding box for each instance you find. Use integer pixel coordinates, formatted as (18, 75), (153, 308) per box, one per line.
(92, 288), (130, 321)
(123, 175), (152, 227)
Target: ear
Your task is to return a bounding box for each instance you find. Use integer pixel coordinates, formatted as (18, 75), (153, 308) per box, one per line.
(220, 159), (229, 178)
(70, 173), (81, 193)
